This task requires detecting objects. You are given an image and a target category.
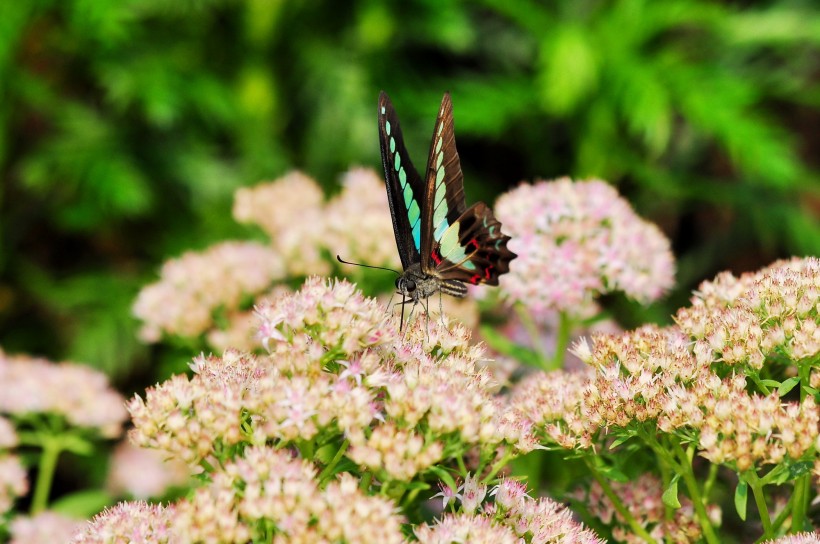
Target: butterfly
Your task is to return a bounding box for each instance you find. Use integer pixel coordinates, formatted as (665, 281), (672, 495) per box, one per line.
(377, 91), (516, 318)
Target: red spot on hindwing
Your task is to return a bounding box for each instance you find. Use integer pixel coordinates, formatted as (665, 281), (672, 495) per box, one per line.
(469, 274), (481, 285)
(468, 238), (479, 251)
(431, 249), (442, 265)
(484, 266), (493, 280)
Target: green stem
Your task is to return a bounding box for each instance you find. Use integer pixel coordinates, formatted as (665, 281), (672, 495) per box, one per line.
(317, 439), (349, 483)
(702, 463), (718, 502)
(744, 471), (773, 538)
(748, 373), (771, 396)
(791, 474), (809, 534)
(31, 435), (62, 514)
(770, 485), (796, 534)
(584, 458), (658, 544)
(480, 449), (513, 485)
(797, 362), (811, 402)
(513, 303), (549, 369)
(550, 310), (573, 370)
(671, 440), (719, 544)
(456, 454), (468, 477)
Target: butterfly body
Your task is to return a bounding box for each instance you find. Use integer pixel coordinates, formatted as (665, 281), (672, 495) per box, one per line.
(378, 91), (516, 310)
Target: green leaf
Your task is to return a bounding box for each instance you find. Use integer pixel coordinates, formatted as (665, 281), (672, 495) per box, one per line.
(778, 376), (800, 396)
(479, 326), (543, 368)
(315, 443), (337, 465)
(662, 476), (682, 509)
(609, 432), (636, 449)
(427, 466), (458, 493)
(788, 461), (813, 480)
(51, 489), (112, 518)
(758, 379), (782, 388)
(592, 457), (629, 483)
(735, 480), (748, 520)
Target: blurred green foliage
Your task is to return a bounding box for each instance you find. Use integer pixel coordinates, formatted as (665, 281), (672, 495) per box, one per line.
(0, 0), (818, 378)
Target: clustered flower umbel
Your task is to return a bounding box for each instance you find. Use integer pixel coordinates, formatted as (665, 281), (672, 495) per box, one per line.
(676, 256), (820, 368)
(495, 178), (675, 318)
(764, 534), (820, 544)
(11, 512), (84, 544)
(129, 277), (532, 481)
(416, 476), (604, 544)
(133, 240), (285, 342)
(0, 350), (127, 438)
(73, 446), (405, 544)
(233, 168), (400, 276)
(509, 257), (820, 472)
(576, 473), (716, 544)
(106, 442), (190, 500)
(0, 415), (25, 517)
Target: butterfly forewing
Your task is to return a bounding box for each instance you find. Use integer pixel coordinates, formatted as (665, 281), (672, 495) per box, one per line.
(378, 91), (427, 270)
(420, 92), (467, 272)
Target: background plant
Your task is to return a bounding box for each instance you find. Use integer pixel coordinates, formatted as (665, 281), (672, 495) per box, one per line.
(0, 0), (818, 542)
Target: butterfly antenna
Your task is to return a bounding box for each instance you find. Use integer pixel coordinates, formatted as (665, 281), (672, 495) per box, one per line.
(336, 255), (401, 276)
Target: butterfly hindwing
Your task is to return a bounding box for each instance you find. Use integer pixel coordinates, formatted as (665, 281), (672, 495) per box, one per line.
(431, 202), (516, 286)
(378, 91), (426, 269)
(421, 92), (467, 271)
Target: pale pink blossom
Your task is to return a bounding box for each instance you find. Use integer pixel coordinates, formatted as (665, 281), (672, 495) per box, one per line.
(325, 167), (402, 269)
(0, 350), (126, 437)
(133, 241), (285, 342)
(106, 442), (190, 499)
(0, 416), (17, 448)
(576, 473), (711, 543)
(10, 511), (83, 544)
(764, 534), (820, 544)
(71, 501), (173, 544)
(495, 178), (675, 318)
(233, 171), (329, 276)
(0, 455), (27, 515)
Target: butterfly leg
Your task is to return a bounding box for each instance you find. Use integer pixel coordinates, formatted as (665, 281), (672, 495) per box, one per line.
(424, 297), (431, 343)
(385, 291), (396, 316)
(438, 291), (445, 328)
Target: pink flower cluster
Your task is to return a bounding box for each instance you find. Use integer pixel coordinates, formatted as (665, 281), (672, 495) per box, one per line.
(130, 277), (532, 480)
(233, 168), (400, 276)
(495, 178), (675, 318)
(106, 442), (190, 499)
(416, 477), (604, 543)
(71, 502), (172, 544)
(133, 241), (285, 342)
(509, 257), (820, 471)
(677, 256), (820, 368)
(0, 350), (127, 438)
(764, 534), (820, 544)
(11, 512), (84, 544)
(74, 447), (405, 544)
(576, 473), (716, 543)
(0, 454), (27, 516)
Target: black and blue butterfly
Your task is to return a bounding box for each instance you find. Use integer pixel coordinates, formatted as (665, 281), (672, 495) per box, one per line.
(377, 91), (516, 311)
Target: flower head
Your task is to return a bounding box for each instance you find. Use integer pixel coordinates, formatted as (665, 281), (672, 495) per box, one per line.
(0, 350), (126, 437)
(70, 501), (173, 544)
(106, 442), (190, 499)
(576, 474), (715, 543)
(11, 512), (83, 544)
(233, 171), (329, 276)
(677, 256), (820, 369)
(495, 178), (675, 318)
(325, 167), (402, 269)
(0, 416), (17, 448)
(171, 446), (404, 544)
(133, 241), (285, 342)
(0, 455), (27, 515)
